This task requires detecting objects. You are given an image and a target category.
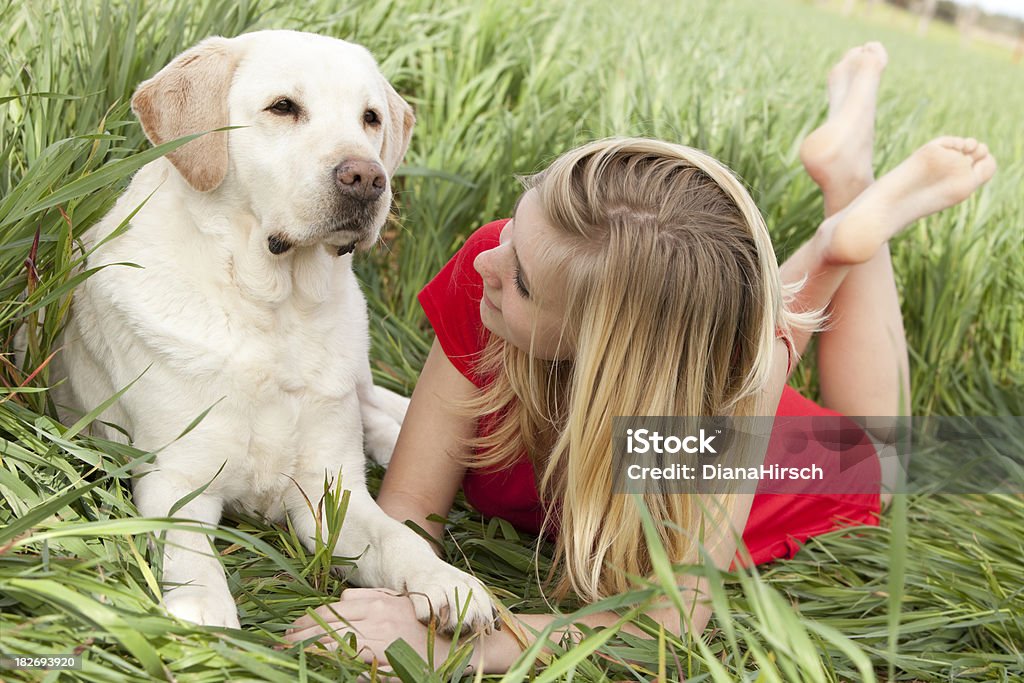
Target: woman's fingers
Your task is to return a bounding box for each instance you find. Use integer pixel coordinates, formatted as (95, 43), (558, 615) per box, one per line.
(284, 623), (342, 643)
(340, 587), (403, 601)
(288, 607), (338, 633)
(294, 625), (392, 665)
(286, 589), (413, 639)
(282, 592), (454, 678)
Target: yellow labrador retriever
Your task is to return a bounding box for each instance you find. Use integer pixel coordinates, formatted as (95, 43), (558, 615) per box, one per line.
(50, 30), (492, 630)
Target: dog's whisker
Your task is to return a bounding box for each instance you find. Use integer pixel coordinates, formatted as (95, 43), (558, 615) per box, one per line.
(375, 233), (394, 256)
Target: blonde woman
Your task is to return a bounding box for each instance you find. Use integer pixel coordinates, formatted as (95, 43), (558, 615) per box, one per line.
(286, 44), (995, 672)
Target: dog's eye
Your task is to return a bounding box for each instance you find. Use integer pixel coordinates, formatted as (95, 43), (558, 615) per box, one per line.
(363, 109), (381, 127)
(268, 98), (297, 115)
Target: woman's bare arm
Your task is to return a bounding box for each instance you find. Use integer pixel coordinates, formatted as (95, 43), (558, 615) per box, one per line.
(375, 339), (477, 544)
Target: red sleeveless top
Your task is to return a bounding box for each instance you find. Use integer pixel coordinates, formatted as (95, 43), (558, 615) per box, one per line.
(418, 220), (881, 567)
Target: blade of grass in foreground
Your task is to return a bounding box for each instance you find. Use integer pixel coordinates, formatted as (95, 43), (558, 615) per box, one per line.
(4, 577), (167, 677)
(887, 491), (909, 682)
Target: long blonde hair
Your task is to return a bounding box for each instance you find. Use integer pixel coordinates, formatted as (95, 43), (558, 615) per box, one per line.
(465, 138), (821, 602)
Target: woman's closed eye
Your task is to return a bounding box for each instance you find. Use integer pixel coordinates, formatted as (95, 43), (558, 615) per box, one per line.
(514, 267), (530, 298)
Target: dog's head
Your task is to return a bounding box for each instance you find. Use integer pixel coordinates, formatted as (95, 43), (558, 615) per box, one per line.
(131, 30), (415, 255)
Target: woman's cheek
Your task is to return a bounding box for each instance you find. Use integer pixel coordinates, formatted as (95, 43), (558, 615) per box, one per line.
(502, 304), (525, 344)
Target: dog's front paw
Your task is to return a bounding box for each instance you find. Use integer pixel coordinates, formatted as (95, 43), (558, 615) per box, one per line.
(164, 585), (241, 629)
(403, 563), (495, 634)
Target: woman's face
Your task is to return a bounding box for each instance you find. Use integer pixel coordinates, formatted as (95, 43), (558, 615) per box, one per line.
(473, 188), (571, 360)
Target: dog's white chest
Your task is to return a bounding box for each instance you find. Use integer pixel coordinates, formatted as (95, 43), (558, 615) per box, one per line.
(220, 301), (366, 508)
(80, 241), (372, 514)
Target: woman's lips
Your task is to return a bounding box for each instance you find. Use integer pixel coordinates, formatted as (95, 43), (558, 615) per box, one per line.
(482, 291), (500, 311)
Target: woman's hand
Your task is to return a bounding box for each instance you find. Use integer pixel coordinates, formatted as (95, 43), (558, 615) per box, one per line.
(285, 588), (454, 665)
(285, 587), (526, 674)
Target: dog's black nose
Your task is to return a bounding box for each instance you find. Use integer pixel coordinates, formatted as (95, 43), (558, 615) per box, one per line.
(334, 159), (386, 201)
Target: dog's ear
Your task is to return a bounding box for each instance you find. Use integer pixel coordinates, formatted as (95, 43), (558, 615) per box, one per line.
(131, 36), (239, 192)
(380, 78), (415, 176)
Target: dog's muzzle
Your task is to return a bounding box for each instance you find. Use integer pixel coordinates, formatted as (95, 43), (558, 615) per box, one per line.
(265, 158), (388, 256)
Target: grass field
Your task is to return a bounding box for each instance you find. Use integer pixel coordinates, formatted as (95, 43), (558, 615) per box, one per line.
(1, 0), (1022, 680)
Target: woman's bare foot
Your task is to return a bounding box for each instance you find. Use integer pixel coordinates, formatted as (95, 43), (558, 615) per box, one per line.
(800, 43), (888, 195)
(820, 137), (997, 265)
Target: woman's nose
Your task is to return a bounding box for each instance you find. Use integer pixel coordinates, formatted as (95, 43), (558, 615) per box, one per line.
(474, 248), (501, 288)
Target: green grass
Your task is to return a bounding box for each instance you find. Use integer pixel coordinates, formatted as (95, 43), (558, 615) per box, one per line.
(1, 0), (1022, 680)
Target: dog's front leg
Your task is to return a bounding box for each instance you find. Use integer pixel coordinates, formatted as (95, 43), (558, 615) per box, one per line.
(288, 483), (494, 633)
(134, 470), (240, 629)
(356, 362), (410, 468)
